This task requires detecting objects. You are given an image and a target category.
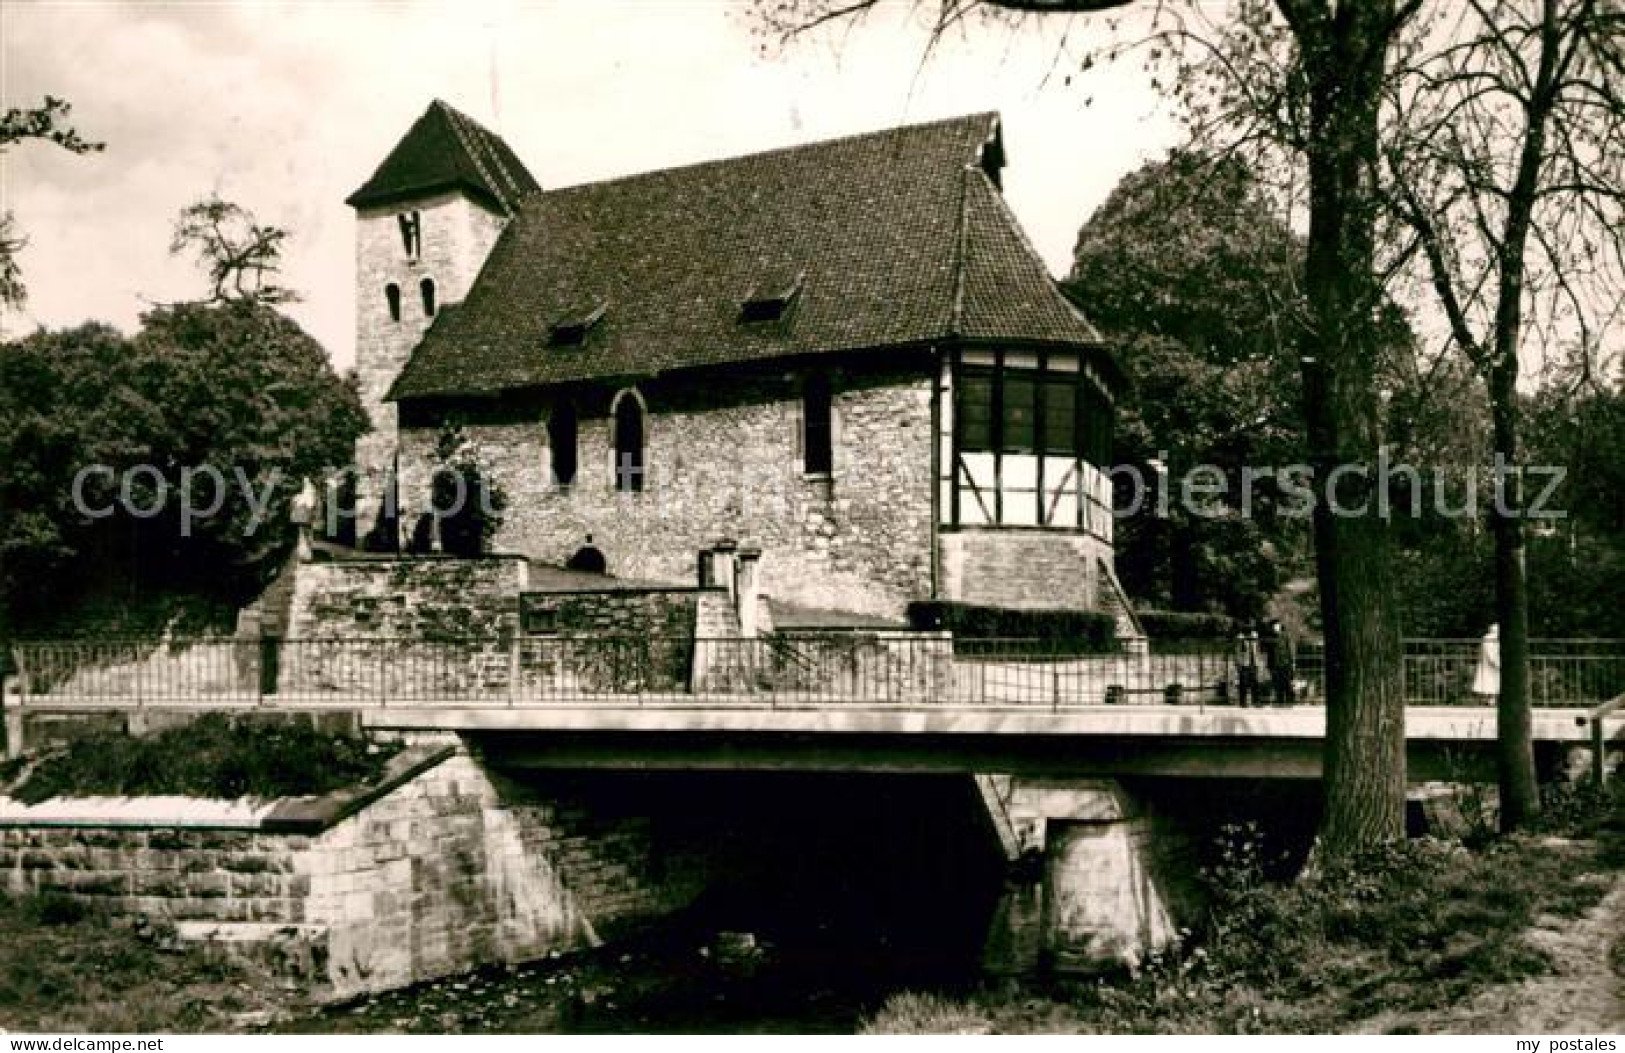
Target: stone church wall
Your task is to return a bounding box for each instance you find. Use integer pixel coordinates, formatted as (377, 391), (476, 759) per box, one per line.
(396, 362), (937, 620)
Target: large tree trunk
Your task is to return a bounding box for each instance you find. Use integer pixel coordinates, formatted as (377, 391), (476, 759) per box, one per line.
(1489, 367), (1540, 830)
(1290, 0), (1409, 852)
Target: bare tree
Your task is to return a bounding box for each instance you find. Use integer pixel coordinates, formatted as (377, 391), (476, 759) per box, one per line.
(1380, 0), (1625, 829)
(169, 195), (299, 306)
(0, 95), (103, 312)
(758, 0), (1418, 852)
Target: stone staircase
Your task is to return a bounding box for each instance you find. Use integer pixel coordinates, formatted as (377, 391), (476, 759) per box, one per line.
(235, 555), (301, 640)
(1095, 558), (1146, 650)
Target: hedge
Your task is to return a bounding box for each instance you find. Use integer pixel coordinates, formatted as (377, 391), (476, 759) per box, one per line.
(1134, 609), (1237, 654)
(1135, 609), (1237, 640)
(906, 601), (1118, 655)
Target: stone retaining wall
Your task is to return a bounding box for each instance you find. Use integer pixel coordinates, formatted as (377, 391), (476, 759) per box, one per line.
(0, 745), (713, 1001)
(286, 557), (529, 641)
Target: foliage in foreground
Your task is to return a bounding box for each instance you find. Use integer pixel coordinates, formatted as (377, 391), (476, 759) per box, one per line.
(0, 713), (401, 804)
(0, 893), (279, 1033)
(865, 783), (1624, 1034)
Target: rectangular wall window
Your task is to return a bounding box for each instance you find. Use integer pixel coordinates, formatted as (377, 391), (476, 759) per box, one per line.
(804, 372), (833, 475)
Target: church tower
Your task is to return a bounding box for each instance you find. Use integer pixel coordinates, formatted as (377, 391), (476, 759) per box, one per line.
(346, 99), (538, 536)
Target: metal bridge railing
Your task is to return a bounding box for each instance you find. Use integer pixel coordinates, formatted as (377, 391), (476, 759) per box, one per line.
(6, 635), (1622, 710)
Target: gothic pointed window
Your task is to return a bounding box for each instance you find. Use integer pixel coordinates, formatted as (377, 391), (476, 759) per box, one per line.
(420, 277), (437, 318)
(384, 283), (401, 322)
(611, 389), (646, 493)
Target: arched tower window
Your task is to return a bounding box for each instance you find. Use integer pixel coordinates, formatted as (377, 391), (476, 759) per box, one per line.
(420, 278), (437, 318)
(398, 211), (421, 259)
(384, 283), (401, 323)
(610, 388), (646, 493)
(548, 399), (577, 488)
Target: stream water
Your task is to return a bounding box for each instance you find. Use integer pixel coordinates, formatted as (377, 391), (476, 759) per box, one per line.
(285, 891), (988, 1034)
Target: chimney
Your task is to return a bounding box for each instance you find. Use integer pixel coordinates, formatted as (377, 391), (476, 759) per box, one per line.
(736, 547), (762, 639)
(710, 539), (738, 608)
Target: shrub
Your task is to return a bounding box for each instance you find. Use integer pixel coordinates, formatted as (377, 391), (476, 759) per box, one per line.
(432, 425), (507, 557)
(861, 991), (993, 1034)
(1136, 609), (1236, 645)
(3, 713), (400, 803)
(905, 601), (1118, 655)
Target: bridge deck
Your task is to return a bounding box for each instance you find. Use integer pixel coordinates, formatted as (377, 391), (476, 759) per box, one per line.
(364, 702), (1605, 741)
(7, 694), (1608, 744)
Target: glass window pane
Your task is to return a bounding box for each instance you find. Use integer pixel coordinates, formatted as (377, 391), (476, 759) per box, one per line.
(1004, 376), (1035, 452)
(959, 373), (995, 451)
(1043, 380), (1075, 455)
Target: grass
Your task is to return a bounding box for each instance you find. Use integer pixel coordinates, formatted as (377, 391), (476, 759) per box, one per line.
(0, 713), (401, 803)
(0, 893), (285, 1033)
(864, 781), (1625, 1034)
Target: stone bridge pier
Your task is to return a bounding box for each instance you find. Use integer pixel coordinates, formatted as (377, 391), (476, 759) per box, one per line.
(976, 775), (1194, 975)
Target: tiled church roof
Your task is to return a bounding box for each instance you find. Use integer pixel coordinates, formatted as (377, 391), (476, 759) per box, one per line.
(347, 100), (538, 216)
(387, 112), (1106, 401)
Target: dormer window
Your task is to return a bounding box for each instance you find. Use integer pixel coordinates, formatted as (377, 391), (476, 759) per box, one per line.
(979, 129), (1005, 190)
(398, 211), (422, 259)
(740, 271), (803, 324)
(549, 299), (607, 347)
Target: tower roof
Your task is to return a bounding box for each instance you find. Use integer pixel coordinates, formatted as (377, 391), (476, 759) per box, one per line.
(346, 99), (539, 215)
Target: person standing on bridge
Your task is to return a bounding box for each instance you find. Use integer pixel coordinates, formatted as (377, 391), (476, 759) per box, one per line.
(1261, 619), (1296, 707)
(1234, 629), (1262, 707)
(1472, 623), (1501, 702)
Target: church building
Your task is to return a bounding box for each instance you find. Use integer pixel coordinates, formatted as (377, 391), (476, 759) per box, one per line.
(347, 100), (1121, 621)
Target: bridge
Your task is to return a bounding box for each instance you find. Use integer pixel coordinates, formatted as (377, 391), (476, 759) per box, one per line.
(4, 632), (1622, 976)
(7, 634), (1621, 781)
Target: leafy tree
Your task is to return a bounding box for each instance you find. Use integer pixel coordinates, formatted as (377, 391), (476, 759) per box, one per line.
(170, 196), (298, 306)
(0, 96), (102, 311)
(0, 96), (103, 153)
(1069, 150), (1305, 367)
(126, 300), (366, 566)
(1523, 363), (1625, 638)
(0, 303), (365, 633)
(0, 215), (27, 312)
(0, 323), (140, 615)
(1066, 151), (1307, 618)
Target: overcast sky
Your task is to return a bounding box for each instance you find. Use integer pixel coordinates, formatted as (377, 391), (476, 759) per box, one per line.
(1, 0), (1182, 367)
